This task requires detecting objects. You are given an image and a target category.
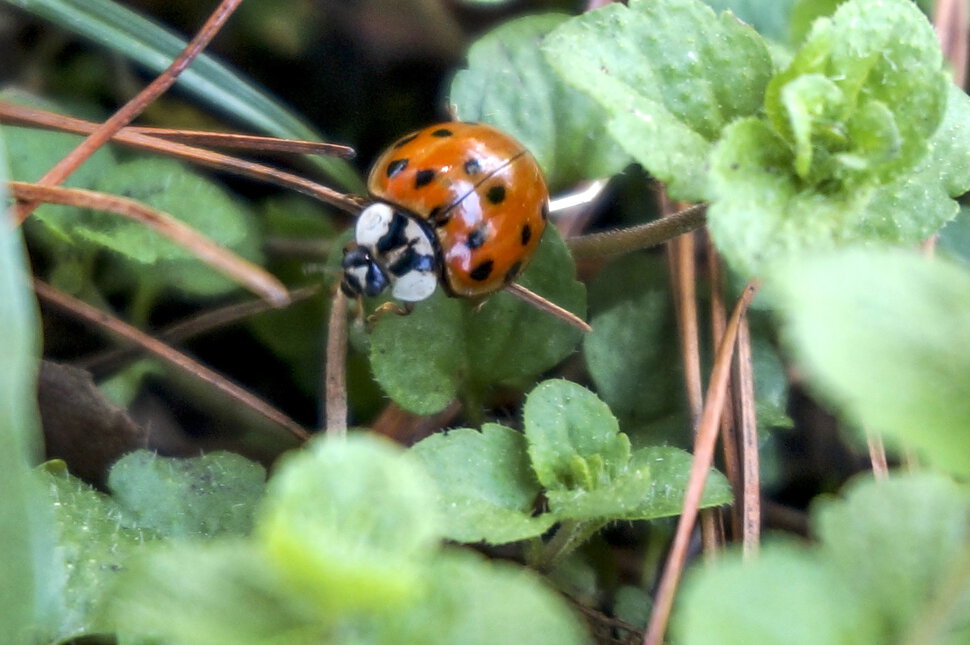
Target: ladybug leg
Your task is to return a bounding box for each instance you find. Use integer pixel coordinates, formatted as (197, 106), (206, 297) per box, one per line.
(366, 300), (414, 327)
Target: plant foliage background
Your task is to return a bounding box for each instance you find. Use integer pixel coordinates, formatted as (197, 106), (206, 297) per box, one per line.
(1, 0), (969, 643)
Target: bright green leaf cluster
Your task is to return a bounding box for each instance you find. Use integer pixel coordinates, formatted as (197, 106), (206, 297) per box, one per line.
(412, 380), (732, 547)
(675, 474), (970, 644)
(110, 434), (592, 645)
(772, 249), (970, 477)
(368, 228), (586, 415)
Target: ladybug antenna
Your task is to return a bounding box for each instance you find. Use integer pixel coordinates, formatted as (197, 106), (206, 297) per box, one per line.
(504, 282), (591, 333)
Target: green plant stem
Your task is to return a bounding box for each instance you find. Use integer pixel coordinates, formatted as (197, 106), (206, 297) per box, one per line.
(535, 519), (604, 571)
(566, 203), (707, 258)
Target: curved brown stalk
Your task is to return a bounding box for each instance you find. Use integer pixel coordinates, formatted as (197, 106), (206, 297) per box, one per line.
(9, 181), (290, 307)
(643, 280), (760, 645)
(33, 279), (310, 443)
(15, 0), (246, 223)
(566, 203), (707, 258)
(0, 102), (362, 214)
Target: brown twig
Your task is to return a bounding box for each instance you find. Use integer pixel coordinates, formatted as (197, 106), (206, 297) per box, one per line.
(0, 102), (362, 214)
(505, 282), (592, 333)
(76, 286), (322, 378)
(732, 311), (760, 556)
(123, 127), (355, 158)
(866, 431), (890, 481)
(934, 0), (968, 87)
(324, 288), (349, 437)
(9, 181), (290, 307)
(33, 279), (310, 443)
(643, 280), (760, 645)
(15, 0), (246, 224)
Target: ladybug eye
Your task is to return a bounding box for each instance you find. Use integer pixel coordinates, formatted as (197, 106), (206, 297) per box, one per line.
(340, 247), (390, 298)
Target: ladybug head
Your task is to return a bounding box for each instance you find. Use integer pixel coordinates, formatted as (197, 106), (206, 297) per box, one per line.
(340, 244), (390, 298)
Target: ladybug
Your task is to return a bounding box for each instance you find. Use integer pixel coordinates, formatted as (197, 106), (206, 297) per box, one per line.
(340, 122), (549, 303)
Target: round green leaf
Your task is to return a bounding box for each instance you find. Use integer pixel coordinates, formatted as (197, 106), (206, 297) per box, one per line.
(369, 227), (585, 415)
(773, 249), (970, 476)
(411, 424), (554, 544)
(257, 434), (439, 614)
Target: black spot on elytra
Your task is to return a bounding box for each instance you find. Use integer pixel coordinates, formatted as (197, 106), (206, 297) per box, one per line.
(431, 128), (453, 137)
(470, 259), (494, 282)
(414, 169), (436, 188)
(520, 224), (532, 246)
(386, 158), (408, 178)
(504, 261), (522, 283)
(464, 158), (482, 175)
(486, 185), (506, 205)
(540, 201), (549, 221)
(392, 133), (418, 149)
(467, 229), (486, 250)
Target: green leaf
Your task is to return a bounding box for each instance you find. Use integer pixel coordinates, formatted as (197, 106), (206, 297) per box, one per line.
(6, 0), (362, 191)
(523, 380), (630, 492)
(765, 0), (947, 187)
(92, 157), (262, 298)
(583, 255), (682, 433)
(43, 464), (153, 641)
(814, 474), (970, 641)
(111, 540), (323, 645)
(0, 130), (56, 644)
(676, 474), (970, 645)
(450, 14), (629, 189)
(788, 0), (843, 45)
(542, 0), (773, 201)
(547, 446), (732, 521)
(390, 549), (593, 645)
(257, 434), (439, 615)
(107, 450), (266, 538)
(772, 249), (970, 477)
(411, 424), (555, 544)
(369, 227), (585, 415)
(701, 0), (798, 43)
(676, 545), (881, 645)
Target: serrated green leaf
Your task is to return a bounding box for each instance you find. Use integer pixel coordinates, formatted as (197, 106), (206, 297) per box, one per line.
(788, 0), (842, 45)
(0, 130), (55, 644)
(814, 474), (970, 641)
(584, 255), (682, 433)
(257, 434), (438, 615)
(411, 424), (555, 544)
(773, 249), (970, 476)
(450, 14), (629, 189)
(702, 0), (797, 42)
(676, 546), (881, 645)
(6, 0), (361, 192)
(765, 0), (947, 187)
(542, 0), (773, 201)
(547, 446), (732, 521)
(523, 380), (631, 491)
(111, 540), (322, 645)
(369, 227), (585, 415)
(107, 450), (266, 538)
(42, 465), (153, 641)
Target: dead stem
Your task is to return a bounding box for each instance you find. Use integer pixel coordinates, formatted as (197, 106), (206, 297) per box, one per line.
(15, 0), (246, 223)
(642, 280), (760, 645)
(33, 279), (310, 443)
(9, 181), (290, 307)
(324, 288), (349, 437)
(566, 203), (707, 259)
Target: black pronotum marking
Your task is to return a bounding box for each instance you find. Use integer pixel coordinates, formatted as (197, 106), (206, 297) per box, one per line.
(520, 224), (532, 246)
(504, 261), (522, 284)
(431, 128), (453, 137)
(464, 158), (482, 175)
(392, 133), (418, 149)
(414, 169), (436, 188)
(388, 245), (436, 277)
(376, 211), (410, 254)
(470, 259), (494, 282)
(386, 158), (408, 178)
(486, 185), (506, 205)
(467, 229), (486, 250)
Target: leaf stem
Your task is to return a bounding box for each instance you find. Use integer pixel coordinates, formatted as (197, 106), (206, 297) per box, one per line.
(566, 203), (707, 258)
(535, 519), (604, 571)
